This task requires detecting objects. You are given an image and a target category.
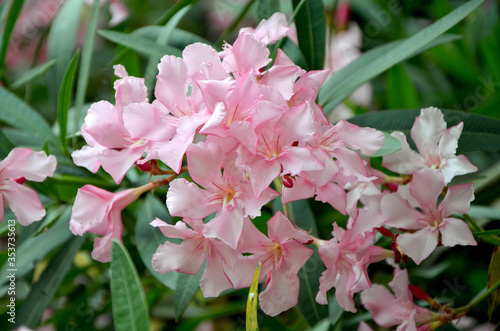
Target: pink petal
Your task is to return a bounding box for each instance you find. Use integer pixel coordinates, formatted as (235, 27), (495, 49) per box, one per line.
(440, 155), (478, 183)
(409, 168), (444, 211)
(282, 176), (316, 204)
(281, 240), (313, 274)
(123, 102), (176, 141)
(382, 131), (424, 175)
(259, 269), (299, 316)
(166, 178), (217, 219)
(315, 182), (347, 214)
(0, 148), (56, 181)
(0, 181), (45, 226)
(411, 107), (446, 156)
(267, 211), (311, 244)
(197, 78), (234, 112)
(199, 240), (235, 297)
(152, 238), (206, 274)
(361, 284), (405, 327)
(84, 101), (130, 148)
(182, 43), (227, 81)
(336, 120), (385, 155)
(280, 147), (324, 176)
(204, 206), (244, 249)
(237, 217), (270, 254)
(397, 227), (439, 265)
(155, 55), (188, 114)
(222, 32), (270, 77)
(114, 76), (148, 112)
(239, 183), (279, 218)
(438, 122), (462, 158)
(440, 182), (474, 216)
(186, 142), (224, 188)
(108, 0), (129, 27)
(98, 146), (145, 184)
(91, 221), (123, 263)
(240, 12), (289, 44)
(439, 217), (476, 247)
(71, 145), (103, 173)
(381, 193), (423, 230)
(150, 219), (196, 239)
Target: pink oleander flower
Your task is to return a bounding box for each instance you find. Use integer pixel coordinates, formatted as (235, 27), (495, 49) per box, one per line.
(151, 218), (237, 297)
(229, 212), (313, 316)
(360, 267), (435, 329)
(381, 168), (477, 265)
(167, 142), (279, 248)
(383, 107), (478, 183)
(70, 184), (151, 262)
(316, 209), (389, 312)
(0, 148), (57, 225)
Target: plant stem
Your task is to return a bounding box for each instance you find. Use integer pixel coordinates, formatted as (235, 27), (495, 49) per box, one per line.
(453, 278), (500, 315)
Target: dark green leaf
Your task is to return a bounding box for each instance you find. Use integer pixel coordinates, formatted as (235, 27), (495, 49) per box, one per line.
(154, 0), (197, 25)
(470, 205), (500, 220)
(280, 37), (309, 70)
(10, 59), (57, 89)
(136, 194), (179, 290)
(289, 199), (318, 236)
(257, 0), (280, 21)
(58, 51), (80, 152)
(16, 235), (85, 328)
(111, 240), (150, 331)
(0, 208), (73, 286)
(436, 323), (460, 331)
(386, 64), (419, 109)
(318, 0), (483, 111)
(174, 268), (203, 321)
(0, 86), (59, 148)
(0, 130), (15, 159)
(47, 0), (83, 104)
(0, 0), (25, 80)
(297, 246), (328, 326)
(74, 0), (99, 146)
(98, 29), (182, 58)
(328, 295), (344, 325)
(292, 0), (326, 70)
(348, 109), (500, 153)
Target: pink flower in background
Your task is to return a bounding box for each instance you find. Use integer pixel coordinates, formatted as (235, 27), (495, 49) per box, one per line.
(70, 184), (146, 262)
(230, 212), (313, 316)
(151, 218), (238, 297)
(383, 107), (478, 183)
(360, 267), (435, 329)
(0, 148), (56, 225)
(381, 168), (476, 265)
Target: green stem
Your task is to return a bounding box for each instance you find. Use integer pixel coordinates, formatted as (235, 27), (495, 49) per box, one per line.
(453, 278), (500, 315)
(464, 214), (483, 232)
(465, 214), (500, 246)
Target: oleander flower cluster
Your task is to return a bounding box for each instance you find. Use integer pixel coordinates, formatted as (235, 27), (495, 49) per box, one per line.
(66, 12), (480, 326)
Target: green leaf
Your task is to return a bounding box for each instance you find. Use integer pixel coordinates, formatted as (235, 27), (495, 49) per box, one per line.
(111, 240), (150, 331)
(257, 0), (280, 21)
(0, 208), (73, 286)
(280, 37), (309, 70)
(136, 194), (179, 290)
(369, 132), (402, 157)
(474, 229), (500, 237)
(470, 205), (500, 220)
(154, 0), (198, 25)
(99, 29), (182, 58)
(47, 0), (83, 104)
(436, 323), (460, 331)
(246, 261), (262, 331)
(16, 235), (85, 328)
(0, 0), (25, 80)
(386, 64), (419, 109)
(288, 199), (318, 236)
(0, 130), (15, 159)
(10, 59), (57, 89)
(0, 86), (60, 148)
(318, 0), (483, 111)
(488, 247), (500, 320)
(74, 0), (99, 147)
(292, 0), (326, 70)
(58, 51), (80, 152)
(174, 268), (203, 321)
(348, 109), (500, 153)
(297, 246), (328, 326)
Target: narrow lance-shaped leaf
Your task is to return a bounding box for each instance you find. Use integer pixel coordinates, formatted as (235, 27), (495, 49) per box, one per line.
(246, 261), (262, 331)
(386, 64), (419, 109)
(58, 50), (80, 153)
(318, 0), (483, 110)
(0, 86), (60, 149)
(174, 266), (204, 321)
(257, 0), (280, 21)
(111, 240), (150, 331)
(16, 235), (86, 328)
(10, 59), (57, 89)
(292, 0), (326, 70)
(73, 0), (99, 147)
(348, 109), (500, 153)
(488, 246), (500, 320)
(0, 0), (25, 82)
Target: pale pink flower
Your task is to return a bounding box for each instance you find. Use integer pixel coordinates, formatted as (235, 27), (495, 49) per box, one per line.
(230, 212), (313, 316)
(360, 268), (435, 328)
(316, 209), (388, 312)
(151, 218), (237, 297)
(70, 184), (147, 262)
(381, 168), (476, 265)
(383, 107), (477, 183)
(239, 12), (289, 45)
(0, 148), (57, 225)
(166, 142), (279, 248)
